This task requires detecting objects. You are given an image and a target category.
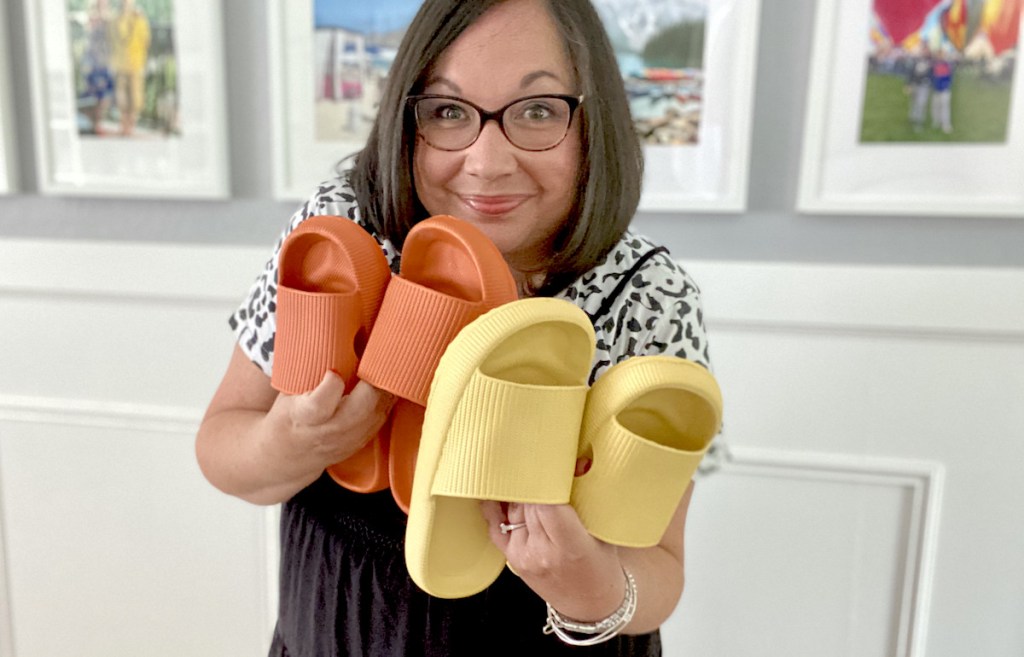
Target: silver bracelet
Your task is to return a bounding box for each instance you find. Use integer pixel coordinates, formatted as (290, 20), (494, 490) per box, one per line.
(542, 567), (637, 646)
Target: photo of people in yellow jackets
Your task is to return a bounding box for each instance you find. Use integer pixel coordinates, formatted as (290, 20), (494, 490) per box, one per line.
(111, 0), (150, 136)
(69, 0), (180, 138)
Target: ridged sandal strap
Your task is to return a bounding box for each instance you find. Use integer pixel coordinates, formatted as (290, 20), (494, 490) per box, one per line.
(358, 276), (485, 405)
(271, 286), (361, 394)
(571, 418), (711, 547)
(431, 371), (588, 503)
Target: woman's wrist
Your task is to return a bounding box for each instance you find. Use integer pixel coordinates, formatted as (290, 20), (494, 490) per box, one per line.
(543, 566), (637, 646)
(537, 555), (626, 623)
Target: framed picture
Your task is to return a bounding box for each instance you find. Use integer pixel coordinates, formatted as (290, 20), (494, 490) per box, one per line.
(0, 1), (17, 194)
(25, 0), (230, 198)
(593, 0), (761, 212)
(268, 0), (761, 212)
(268, 0), (419, 200)
(798, 0), (1024, 217)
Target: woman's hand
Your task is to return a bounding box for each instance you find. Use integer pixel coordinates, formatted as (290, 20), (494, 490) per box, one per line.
(262, 372), (394, 482)
(479, 457), (626, 622)
(480, 499), (626, 622)
(478, 458), (695, 635)
(196, 344), (395, 505)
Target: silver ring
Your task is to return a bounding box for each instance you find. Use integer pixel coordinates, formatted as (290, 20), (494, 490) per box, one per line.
(499, 522), (527, 534)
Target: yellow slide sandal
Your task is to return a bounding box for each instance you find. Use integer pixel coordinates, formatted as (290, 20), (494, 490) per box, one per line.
(571, 356), (723, 547)
(405, 298), (595, 599)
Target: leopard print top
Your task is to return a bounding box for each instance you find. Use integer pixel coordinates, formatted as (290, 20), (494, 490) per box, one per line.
(230, 177), (727, 475)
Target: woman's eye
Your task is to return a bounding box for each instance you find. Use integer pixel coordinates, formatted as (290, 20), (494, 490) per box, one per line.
(521, 104), (554, 121)
(435, 105), (467, 121)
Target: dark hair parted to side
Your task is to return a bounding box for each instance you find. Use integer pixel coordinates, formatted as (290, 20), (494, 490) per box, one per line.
(347, 0), (643, 296)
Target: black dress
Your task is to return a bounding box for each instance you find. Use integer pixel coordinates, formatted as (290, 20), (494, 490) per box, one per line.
(267, 473), (662, 657)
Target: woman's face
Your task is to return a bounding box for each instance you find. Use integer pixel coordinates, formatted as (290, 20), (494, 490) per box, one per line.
(412, 0), (582, 276)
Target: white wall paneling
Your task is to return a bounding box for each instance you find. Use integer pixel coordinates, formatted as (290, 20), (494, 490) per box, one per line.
(663, 448), (943, 657)
(0, 447), (13, 657)
(661, 261), (1024, 657)
(0, 240), (272, 657)
(0, 415), (270, 657)
(1, 240), (1022, 656)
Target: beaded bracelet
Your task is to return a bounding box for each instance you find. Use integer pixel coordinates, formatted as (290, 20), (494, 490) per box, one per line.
(542, 567), (637, 646)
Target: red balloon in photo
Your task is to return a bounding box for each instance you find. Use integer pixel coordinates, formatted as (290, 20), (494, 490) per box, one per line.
(873, 0), (943, 44)
(986, 0), (1022, 55)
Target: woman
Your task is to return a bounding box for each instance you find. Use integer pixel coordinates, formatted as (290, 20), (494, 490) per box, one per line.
(196, 0), (721, 654)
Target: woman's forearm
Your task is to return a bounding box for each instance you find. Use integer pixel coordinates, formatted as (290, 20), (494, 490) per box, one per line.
(619, 542), (686, 634)
(194, 345), (394, 506)
(195, 408), (322, 506)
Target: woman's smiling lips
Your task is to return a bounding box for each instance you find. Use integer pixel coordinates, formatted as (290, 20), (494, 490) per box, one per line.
(460, 194), (529, 216)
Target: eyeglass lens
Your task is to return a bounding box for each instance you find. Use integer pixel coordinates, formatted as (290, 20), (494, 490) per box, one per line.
(413, 96), (574, 151)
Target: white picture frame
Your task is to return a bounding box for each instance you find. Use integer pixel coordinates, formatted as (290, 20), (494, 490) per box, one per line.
(24, 0), (230, 198)
(798, 0), (1024, 217)
(0, 0), (17, 194)
(603, 0), (762, 213)
(269, 0), (411, 201)
(268, 0), (761, 212)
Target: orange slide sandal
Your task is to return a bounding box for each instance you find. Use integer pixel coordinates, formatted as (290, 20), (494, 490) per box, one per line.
(270, 215), (394, 492)
(357, 215), (518, 512)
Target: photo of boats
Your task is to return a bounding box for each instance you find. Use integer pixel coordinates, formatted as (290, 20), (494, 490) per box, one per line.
(591, 0), (708, 145)
(309, 0), (710, 147)
(312, 1), (419, 142)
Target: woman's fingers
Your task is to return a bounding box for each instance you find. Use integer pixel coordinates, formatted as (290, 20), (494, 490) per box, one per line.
(271, 375), (395, 470)
(529, 503), (591, 548)
(337, 380), (395, 429)
(292, 373), (395, 428)
(480, 500), (511, 550)
(291, 371), (346, 425)
(483, 501), (589, 566)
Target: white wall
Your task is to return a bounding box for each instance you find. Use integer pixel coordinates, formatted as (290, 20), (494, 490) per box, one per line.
(1, 240), (1022, 656)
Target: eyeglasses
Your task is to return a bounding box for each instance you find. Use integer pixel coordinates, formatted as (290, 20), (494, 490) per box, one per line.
(407, 94), (584, 152)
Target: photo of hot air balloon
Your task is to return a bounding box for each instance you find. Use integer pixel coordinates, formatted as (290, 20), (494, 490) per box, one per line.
(798, 0), (1024, 216)
(859, 0), (1020, 143)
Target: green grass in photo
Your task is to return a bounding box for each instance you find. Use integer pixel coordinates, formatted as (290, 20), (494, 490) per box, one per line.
(859, 66), (1013, 143)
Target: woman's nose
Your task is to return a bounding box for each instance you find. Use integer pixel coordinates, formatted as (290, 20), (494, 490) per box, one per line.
(463, 120), (518, 178)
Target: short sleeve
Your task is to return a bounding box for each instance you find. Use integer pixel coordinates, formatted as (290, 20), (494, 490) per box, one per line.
(556, 233), (728, 476)
(626, 254), (728, 476)
(630, 250), (712, 368)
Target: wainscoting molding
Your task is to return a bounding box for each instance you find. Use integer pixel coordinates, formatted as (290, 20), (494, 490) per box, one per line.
(0, 401), (276, 657)
(720, 447), (943, 657)
(0, 239), (272, 657)
(0, 471), (12, 657)
(685, 261), (1024, 339)
(0, 396), (200, 434)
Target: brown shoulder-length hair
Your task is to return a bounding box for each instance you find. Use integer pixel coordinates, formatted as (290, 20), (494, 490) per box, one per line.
(347, 0), (643, 296)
